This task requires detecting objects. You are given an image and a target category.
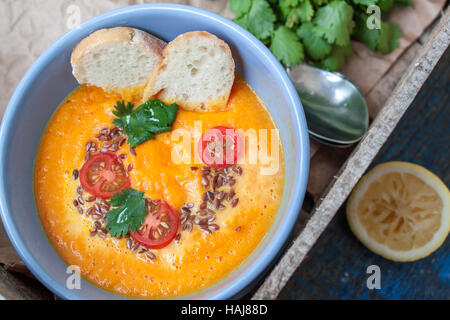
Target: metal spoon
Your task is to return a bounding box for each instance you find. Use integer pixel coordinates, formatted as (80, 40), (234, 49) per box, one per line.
(288, 64), (369, 147)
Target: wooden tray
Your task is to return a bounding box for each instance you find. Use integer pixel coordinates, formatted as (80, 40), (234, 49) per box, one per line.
(253, 7), (450, 299)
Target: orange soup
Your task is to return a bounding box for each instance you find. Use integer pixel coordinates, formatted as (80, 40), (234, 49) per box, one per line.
(34, 76), (285, 298)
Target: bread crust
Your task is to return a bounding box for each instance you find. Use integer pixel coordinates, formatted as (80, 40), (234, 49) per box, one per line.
(144, 31), (235, 112)
(71, 27), (166, 88)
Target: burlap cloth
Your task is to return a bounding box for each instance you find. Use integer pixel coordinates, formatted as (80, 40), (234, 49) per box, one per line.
(0, 0), (445, 267)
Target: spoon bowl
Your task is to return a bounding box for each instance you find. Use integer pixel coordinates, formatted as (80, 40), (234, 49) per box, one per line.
(289, 64), (369, 145)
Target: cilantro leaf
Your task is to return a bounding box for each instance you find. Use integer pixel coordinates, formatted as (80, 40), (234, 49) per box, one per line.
(286, 0), (314, 28)
(270, 26), (304, 66)
(112, 101), (135, 118)
(313, 0), (355, 46)
(105, 188), (147, 238)
(319, 43), (354, 71)
(234, 0), (276, 41)
(113, 100), (179, 148)
(230, 0), (252, 17)
(351, 0), (377, 5)
(112, 101), (135, 128)
(297, 22), (332, 60)
(378, 0), (394, 13)
(280, 0), (300, 7)
(377, 20), (401, 54)
(395, 0), (413, 7)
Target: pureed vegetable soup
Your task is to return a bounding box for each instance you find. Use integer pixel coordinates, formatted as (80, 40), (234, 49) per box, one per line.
(34, 75), (285, 298)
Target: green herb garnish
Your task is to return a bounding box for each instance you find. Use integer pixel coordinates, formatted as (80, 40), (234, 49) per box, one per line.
(113, 99), (179, 148)
(105, 188), (147, 238)
(230, 0), (411, 71)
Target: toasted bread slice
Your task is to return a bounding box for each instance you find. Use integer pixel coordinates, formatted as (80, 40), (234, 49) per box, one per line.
(71, 27), (166, 90)
(144, 31), (235, 112)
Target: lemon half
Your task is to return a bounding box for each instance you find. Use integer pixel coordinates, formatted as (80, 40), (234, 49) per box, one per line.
(347, 162), (450, 262)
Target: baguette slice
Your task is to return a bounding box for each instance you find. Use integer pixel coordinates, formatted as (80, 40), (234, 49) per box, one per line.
(144, 31), (235, 112)
(71, 27), (166, 90)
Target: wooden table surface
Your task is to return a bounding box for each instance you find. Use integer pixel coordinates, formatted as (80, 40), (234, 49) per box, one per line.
(278, 48), (450, 300)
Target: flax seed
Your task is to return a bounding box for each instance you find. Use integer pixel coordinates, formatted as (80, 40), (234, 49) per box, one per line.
(127, 164), (133, 172)
(216, 191), (225, 201)
(86, 196), (96, 202)
(181, 207), (191, 215)
(85, 141), (93, 152)
(97, 231), (106, 239)
(201, 167), (211, 175)
(231, 198), (239, 208)
(146, 252), (157, 260)
(139, 246), (149, 254)
(201, 227), (212, 235)
(72, 169), (79, 180)
(208, 224), (220, 231)
(92, 213), (102, 220)
(111, 127), (119, 136)
(73, 199), (78, 207)
(130, 147), (136, 156)
(86, 207), (95, 216)
(233, 166), (243, 176)
(109, 143), (119, 152)
(100, 200), (110, 209)
(201, 176), (209, 187)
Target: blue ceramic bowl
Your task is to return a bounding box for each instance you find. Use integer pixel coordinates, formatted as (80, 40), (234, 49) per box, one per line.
(0, 4), (309, 299)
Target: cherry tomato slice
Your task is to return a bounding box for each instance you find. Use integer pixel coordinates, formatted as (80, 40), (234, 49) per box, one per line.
(130, 201), (179, 249)
(198, 126), (243, 169)
(79, 152), (131, 199)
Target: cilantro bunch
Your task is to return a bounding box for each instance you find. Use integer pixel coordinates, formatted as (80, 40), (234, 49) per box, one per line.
(230, 0), (411, 71)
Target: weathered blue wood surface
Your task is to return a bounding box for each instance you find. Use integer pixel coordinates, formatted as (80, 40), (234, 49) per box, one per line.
(278, 48), (450, 300)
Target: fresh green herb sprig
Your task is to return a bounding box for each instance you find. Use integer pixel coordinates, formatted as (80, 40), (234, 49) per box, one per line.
(230, 0), (411, 71)
(113, 99), (179, 148)
(105, 188), (147, 237)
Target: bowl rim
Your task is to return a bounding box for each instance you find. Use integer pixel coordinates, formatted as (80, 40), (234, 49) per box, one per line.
(0, 3), (309, 300)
